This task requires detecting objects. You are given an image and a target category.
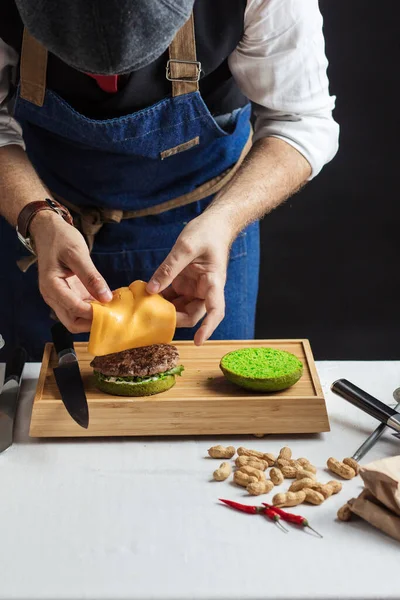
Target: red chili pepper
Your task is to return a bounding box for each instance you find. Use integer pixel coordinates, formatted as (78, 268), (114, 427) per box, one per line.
(219, 498), (263, 514)
(262, 506), (288, 533)
(263, 503), (323, 538)
(219, 499), (288, 533)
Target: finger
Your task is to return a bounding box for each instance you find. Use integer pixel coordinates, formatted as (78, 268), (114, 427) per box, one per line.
(62, 246), (112, 303)
(194, 280), (225, 345)
(176, 299), (206, 328)
(147, 240), (194, 294)
(52, 305), (92, 334)
(161, 286), (179, 302)
(169, 294), (197, 313)
(47, 277), (93, 320)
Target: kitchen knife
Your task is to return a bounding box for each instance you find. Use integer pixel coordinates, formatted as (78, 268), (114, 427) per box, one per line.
(351, 387), (400, 461)
(51, 322), (89, 429)
(331, 379), (400, 434)
(0, 346), (27, 453)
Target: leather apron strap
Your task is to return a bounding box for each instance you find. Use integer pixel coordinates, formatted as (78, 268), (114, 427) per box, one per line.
(168, 13), (200, 97)
(20, 28), (47, 107)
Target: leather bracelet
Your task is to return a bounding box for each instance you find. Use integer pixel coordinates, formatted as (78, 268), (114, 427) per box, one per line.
(17, 198), (73, 238)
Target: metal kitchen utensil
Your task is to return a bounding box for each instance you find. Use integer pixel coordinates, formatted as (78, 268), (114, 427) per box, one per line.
(0, 346), (27, 453)
(351, 387), (400, 461)
(331, 379), (400, 434)
(51, 322), (89, 429)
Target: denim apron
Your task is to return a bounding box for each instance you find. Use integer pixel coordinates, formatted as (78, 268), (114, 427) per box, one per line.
(0, 15), (260, 361)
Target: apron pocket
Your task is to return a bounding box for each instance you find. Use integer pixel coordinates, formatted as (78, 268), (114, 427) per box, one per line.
(91, 229), (247, 290)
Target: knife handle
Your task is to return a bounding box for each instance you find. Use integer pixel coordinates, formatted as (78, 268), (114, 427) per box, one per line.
(331, 378), (397, 423)
(51, 322), (75, 356)
(4, 346), (27, 383)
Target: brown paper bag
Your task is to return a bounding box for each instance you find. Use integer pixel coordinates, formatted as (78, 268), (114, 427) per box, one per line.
(360, 456), (400, 515)
(348, 456), (400, 541)
(349, 490), (400, 542)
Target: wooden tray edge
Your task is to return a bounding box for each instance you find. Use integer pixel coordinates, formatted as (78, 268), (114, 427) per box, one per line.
(29, 342), (52, 435)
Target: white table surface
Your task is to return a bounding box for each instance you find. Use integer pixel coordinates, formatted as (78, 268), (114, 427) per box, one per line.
(1, 361), (400, 600)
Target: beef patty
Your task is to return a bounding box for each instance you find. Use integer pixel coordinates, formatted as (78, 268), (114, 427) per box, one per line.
(90, 344), (179, 377)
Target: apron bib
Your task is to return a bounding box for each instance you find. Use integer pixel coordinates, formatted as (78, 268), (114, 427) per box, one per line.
(0, 14), (260, 360)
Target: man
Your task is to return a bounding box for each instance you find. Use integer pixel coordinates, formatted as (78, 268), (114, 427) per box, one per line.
(0, 0), (339, 361)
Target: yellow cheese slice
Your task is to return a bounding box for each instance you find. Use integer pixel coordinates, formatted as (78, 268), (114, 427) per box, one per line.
(88, 280), (176, 356)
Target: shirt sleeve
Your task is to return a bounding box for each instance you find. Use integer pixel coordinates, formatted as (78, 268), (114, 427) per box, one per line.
(0, 38), (25, 149)
(228, 0), (339, 179)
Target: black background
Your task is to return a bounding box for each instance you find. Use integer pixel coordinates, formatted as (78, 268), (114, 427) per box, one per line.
(256, 0), (400, 360)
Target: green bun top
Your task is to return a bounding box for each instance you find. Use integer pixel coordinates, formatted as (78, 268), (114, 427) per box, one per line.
(220, 347), (303, 392)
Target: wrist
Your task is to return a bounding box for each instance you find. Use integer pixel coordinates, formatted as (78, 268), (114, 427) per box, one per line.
(29, 209), (63, 241)
(16, 199), (74, 253)
(201, 203), (239, 243)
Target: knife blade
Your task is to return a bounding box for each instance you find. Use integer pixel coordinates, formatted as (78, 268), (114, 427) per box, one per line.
(351, 387), (400, 461)
(51, 322), (89, 429)
(0, 346), (27, 453)
(331, 379), (400, 434)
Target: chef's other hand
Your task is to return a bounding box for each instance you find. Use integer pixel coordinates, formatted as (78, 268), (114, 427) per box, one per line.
(146, 212), (233, 345)
(30, 211), (112, 333)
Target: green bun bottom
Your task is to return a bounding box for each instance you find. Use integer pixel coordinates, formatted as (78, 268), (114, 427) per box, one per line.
(93, 371), (176, 397)
(220, 347), (303, 392)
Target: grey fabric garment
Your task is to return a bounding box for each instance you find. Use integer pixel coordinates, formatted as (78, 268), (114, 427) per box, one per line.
(14, 0), (195, 75)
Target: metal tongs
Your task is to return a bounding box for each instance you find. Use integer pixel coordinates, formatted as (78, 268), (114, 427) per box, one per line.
(331, 379), (400, 461)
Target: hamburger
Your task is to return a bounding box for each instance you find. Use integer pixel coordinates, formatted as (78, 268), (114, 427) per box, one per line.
(90, 343), (184, 397)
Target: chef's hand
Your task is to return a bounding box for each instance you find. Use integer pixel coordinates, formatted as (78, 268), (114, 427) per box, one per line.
(30, 212), (112, 333)
(146, 211), (233, 345)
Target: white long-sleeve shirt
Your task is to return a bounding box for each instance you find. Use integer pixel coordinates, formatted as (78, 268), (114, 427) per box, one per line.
(0, 0), (339, 179)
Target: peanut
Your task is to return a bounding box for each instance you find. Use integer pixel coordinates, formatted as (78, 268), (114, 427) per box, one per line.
(327, 480), (343, 494)
(281, 465), (301, 478)
(272, 490), (306, 508)
(278, 446), (292, 460)
(208, 445), (235, 459)
(312, 480), (342, 499)
(289, 477), (316, 492)
(276, 458), (291, 468)
(262, 453), (276, 467)
(302, 463), (317, 474)
(343, 457), (360, 475)
(213, 462), (232, 481)
(238, 466), (266, 482)
(327, 457), (356, 480)
(247, 480), (274, 496)
(288, 459), (302, 468)
(337, 503), (353, 521)
(237, 447), (265, 460)
(234, 471), (258, 487)
(296, 457), (311, 467)
(296, 469), (317, 481)
(303, 488), (325, 505)
(235, 456), (268, 471)
(270, 467), (284, 486)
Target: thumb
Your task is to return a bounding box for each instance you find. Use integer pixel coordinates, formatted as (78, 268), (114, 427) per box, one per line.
(67, 248), (112, 303)
(147, 242), (194, 294)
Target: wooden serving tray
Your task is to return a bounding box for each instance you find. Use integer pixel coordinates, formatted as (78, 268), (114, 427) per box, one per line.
(29, 340), (329, 437)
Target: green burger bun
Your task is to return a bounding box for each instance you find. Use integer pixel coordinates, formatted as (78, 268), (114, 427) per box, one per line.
(93, 370), (177, 397)
(220, 347), (303, 392)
